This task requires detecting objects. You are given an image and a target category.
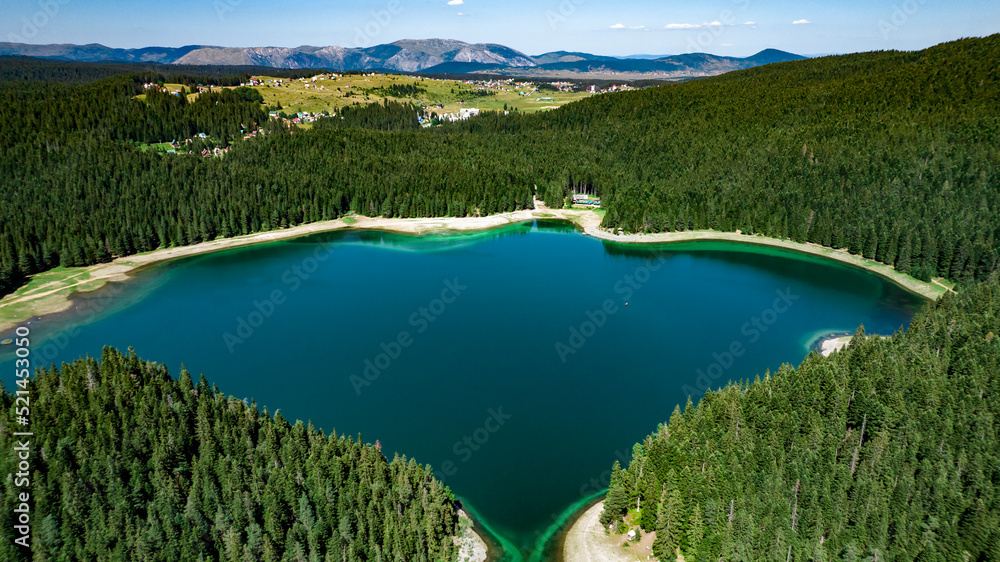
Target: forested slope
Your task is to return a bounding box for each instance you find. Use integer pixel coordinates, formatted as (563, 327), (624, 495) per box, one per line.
(572, 37), (1000, 283)
(0, 347), (457, 561)
(0, 55), (322, 85)
(601, 276), (1000, 560)
(0, 36), (997, 297)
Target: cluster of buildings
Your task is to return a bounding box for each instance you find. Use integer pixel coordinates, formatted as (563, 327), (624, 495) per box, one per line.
(268, 110), (327, 125)
(200, 146), (230, 157)
(546, 81), (576, 92)
(302, 74), (338, 90)
(428, 107), (482, 123)
(417, 107), (481, 125)
(587, 83), (635, 94)
(460, 78), (516, 92)
(142, 82), (183, 96)
(243, 74), (342, 87)
(254, 78), (291, 88)
(572, 193), (601, 206)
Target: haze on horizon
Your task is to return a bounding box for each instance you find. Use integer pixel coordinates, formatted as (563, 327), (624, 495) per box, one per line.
(1, 0), (997, 59)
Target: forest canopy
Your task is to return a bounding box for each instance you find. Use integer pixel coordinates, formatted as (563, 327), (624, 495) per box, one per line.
(0, 35), (997, 297)
(0, 35), (997, 562)
(600, 274), (1000, 561)
(0, 347), (458, 561)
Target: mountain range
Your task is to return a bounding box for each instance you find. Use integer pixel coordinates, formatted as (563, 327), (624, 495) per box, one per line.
(0, 39), (806, 79)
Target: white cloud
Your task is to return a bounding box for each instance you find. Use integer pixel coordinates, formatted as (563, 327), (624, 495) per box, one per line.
(457, 11), (464, 15)
(792, 19), (811, 24)
(447, 0), (463, 5)
(704, 21), (723, 27)
(665, 23), (700, 29)
(630, 25), (646, 30)
(609, 23), (625, 29)
(743, 21), (755, 25)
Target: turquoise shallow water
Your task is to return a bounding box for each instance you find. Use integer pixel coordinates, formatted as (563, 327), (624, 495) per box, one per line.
(0, 221), (924, 559)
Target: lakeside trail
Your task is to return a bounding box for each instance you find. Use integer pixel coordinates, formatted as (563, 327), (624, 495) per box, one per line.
(0, 201), (943, 333)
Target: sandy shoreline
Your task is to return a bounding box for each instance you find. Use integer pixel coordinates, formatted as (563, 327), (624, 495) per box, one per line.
(0, 203), (942, 333)
(819, 334), (854, 356)
(818, 333), (892, 357)
(455, 509), (488, 562)
(562, 500), (648, 562)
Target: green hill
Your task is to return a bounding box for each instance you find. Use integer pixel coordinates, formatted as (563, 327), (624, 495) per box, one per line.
(527, 35), (999, 283)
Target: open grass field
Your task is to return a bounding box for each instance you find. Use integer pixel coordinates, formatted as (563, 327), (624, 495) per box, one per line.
(0, 267), (104, 329)
(137, 142), (174, 153)
(249, 72), (593, 117)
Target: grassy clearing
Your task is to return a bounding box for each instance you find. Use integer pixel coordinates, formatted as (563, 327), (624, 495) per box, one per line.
(0, 268), (98, 327)
(0, 286), (73, 328)
(135, 83), (206, 102)
(9, 268), (89, 299)
(138, 142), (174, 153)
(933, 277), (957, 291)
(249, 73), (593, 118)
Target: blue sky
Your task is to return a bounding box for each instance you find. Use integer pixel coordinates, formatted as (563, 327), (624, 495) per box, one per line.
(2, 0), (997, 57)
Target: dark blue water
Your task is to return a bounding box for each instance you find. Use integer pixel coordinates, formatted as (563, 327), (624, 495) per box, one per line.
(0, 221), (923, 559)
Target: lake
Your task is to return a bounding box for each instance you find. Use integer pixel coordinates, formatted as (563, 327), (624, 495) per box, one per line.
(0, 220), (924, 560)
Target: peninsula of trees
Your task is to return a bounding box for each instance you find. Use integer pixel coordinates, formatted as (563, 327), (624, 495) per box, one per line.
(601, 274), (1000, 560)
(0, 347), (458, 561)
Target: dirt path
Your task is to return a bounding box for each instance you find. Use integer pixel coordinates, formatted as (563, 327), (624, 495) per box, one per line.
(1, 265), (130, 308)
(931, 278), (956, 294)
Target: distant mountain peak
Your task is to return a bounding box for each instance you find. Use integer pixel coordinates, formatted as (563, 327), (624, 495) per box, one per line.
(0, 40), (804, 78)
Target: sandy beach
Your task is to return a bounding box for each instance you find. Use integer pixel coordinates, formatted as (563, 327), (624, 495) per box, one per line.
(0, 201), (942, 333)
(562, 501), (652, 562)
(818, 333), (893, 357)
(820, 335), (854, 356)
(455, 509), (488, 562)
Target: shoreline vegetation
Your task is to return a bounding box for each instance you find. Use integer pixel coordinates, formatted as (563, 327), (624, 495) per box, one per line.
(817, 333), (893, 357)
(819, 334), (855, 357)
(0, 203), (947, 334)
(456, 509), (489, 562)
